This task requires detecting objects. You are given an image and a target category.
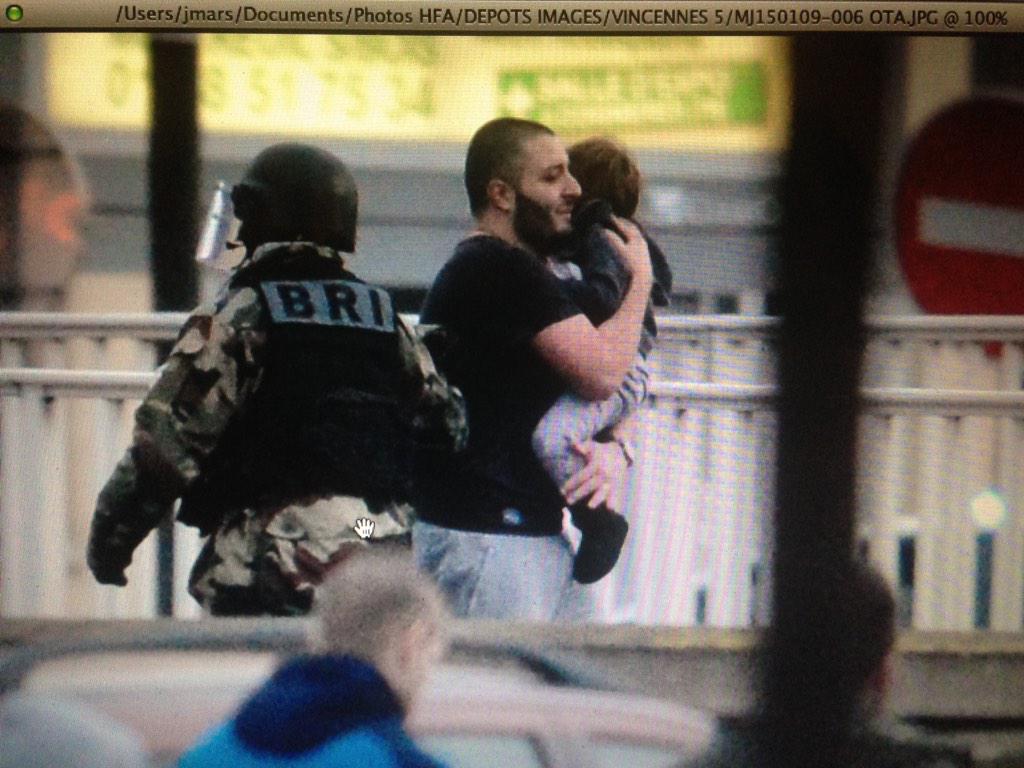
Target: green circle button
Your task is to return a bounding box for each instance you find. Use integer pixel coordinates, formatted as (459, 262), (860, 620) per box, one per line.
(5, 5), (23, 22)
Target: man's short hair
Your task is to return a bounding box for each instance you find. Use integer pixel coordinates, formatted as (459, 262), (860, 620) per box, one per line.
(568, 137), (641, 219)
(464, 117), (554, 217)
(312, 550), (449, 665)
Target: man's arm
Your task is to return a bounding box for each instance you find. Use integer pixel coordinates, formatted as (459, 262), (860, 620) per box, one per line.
(87, 291), (265, 586)
(533, 220), (653, 401)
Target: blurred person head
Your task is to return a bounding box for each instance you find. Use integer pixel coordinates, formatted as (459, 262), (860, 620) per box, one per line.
(567, 136), (642, 219)
(231, 143), (359, 256)
(464, 117), (581, 255)
(0, 693), (152, 768)
(311, 550), (450, 712)
(0, 103), (88, 309)
(839, 560), (897, 715)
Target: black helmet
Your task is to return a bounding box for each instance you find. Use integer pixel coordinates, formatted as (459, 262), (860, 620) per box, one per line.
(232, 143), (358, 253)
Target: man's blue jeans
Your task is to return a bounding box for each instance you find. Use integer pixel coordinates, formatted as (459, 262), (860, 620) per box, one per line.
(412, 520), (594, 621)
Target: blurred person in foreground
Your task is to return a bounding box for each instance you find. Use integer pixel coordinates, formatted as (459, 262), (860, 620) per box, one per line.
(0, 102), (88, 311)
(86, 143), (466, 615)
(681, 561), (970, 768)
(0, 693), (153, 768)
(179, 550), (449, 768)
(413, 118), (652, 619)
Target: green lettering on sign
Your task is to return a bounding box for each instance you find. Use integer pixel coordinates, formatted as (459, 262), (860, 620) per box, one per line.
(727, 63), (767, 125)
(498, 72), (540, 121)
(498, 64), (768, 133)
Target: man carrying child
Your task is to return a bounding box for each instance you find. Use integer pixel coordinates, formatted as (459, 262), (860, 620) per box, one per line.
(413, 118), (669, 619)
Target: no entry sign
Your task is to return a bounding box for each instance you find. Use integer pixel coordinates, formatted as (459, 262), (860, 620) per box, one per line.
(896, 97), (1024, 314)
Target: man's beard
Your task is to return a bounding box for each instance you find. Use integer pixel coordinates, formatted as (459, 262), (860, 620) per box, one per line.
(512, 189), (574, 256)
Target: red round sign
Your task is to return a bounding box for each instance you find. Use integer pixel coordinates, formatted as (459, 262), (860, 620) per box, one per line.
(896, 96), (1024, 314)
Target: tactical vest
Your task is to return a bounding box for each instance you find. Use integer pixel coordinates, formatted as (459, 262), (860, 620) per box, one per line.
(179, 269), (417, 533)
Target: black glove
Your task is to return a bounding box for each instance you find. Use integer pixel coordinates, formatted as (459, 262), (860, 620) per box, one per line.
(87, 516), (136, 587)
(87, 489), (170, 588)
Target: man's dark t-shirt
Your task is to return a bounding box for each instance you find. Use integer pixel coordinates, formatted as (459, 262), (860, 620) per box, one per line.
(415, 235), (582, 535)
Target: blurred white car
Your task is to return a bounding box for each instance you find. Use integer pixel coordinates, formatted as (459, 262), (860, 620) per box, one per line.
(0, 620), (714, 768)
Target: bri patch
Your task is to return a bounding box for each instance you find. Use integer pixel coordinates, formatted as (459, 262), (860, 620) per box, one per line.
(261, 280), (395, 333)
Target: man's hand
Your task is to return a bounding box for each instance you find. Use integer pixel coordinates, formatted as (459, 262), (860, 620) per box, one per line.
(561, 440), (630, 512)
(603, 218), (652, 284)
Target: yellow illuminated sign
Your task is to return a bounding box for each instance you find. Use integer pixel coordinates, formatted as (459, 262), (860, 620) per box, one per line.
(46, 35), (790, 152)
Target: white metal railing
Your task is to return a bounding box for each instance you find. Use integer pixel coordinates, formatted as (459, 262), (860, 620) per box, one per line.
(0, 312), (188, 339)
(4, 371), (1024, 416)
(5, 311), (1024, 334)
(658, 313), (1024, 339)
(1, 313), (1023, 630)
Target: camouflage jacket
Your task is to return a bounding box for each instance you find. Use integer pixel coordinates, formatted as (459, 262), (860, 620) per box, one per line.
(87, 242), (467, 608)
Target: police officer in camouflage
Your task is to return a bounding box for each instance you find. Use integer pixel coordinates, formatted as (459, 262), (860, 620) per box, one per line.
(86, 143), (467, 615)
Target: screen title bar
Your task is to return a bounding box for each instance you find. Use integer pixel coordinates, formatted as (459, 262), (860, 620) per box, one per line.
(2, 1), (1021, 33)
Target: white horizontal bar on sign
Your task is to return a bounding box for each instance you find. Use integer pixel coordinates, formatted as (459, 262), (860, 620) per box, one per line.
(0, 369), (155, 399)
(920, 197), (1024, 259)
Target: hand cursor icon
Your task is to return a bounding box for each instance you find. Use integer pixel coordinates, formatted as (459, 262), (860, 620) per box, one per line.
(353, 518), (375, 540)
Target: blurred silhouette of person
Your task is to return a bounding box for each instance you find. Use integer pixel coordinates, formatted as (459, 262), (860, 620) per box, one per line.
(0, 102), (88, 311)
(0, 692), (153, 768)
(179, 549), (450, 768)
(680, 561), (970, 768)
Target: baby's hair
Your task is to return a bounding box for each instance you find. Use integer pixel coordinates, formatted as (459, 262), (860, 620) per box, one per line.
(568, 137), (641, 219)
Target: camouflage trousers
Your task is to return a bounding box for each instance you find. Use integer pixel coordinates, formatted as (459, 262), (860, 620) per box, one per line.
(188, 495), (411, 616)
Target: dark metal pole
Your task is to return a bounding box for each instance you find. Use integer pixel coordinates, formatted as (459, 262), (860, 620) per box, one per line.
(148, 33), (200, 616)
(760, 35), (889, 768)
(0, 36), (26, 309)
(974, 36), (1024, 89)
